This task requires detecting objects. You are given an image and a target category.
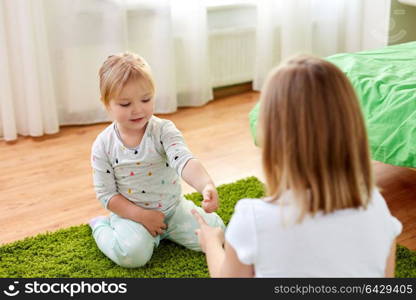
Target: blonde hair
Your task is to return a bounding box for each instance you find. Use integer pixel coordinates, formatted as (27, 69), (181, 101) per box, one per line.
(260, 55), (374, 220)
(98, 52), (155, 105)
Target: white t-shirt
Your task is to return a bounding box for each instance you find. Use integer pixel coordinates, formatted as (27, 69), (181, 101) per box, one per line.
(91, 116), (194, 215)
(225, 189), (402, 277)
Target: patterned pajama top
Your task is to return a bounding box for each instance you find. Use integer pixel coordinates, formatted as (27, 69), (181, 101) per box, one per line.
(91, 116), (194, 215)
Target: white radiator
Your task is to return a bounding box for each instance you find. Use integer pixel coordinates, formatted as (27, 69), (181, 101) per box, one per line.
(208, 27), (255, 88)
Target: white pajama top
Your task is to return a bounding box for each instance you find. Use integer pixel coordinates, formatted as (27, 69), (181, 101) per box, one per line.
(91, 116), (194, 215)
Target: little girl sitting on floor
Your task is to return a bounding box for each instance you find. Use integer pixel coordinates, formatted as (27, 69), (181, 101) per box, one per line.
(89, 52), (225, 268)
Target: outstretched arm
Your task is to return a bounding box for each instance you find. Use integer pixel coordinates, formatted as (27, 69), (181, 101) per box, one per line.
(182, 158), (218, 213)
(385, 239), (396, 277)
(159, 120), (218, 213)
(192, 209), (254, 277)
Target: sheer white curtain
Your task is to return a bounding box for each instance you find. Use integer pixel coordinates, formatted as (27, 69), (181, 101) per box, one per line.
(253, 0), (392, 90)
(0, 0), (212, 141)
(171, 0), (213, 107)
(126, 0), (212, 111)
(0, 0), (59, 141)
(1, 0), (393, 141)
(44, 0), (127, 125)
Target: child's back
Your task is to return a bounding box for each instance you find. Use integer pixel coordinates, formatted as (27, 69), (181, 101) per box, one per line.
(227, 189), (401, 277)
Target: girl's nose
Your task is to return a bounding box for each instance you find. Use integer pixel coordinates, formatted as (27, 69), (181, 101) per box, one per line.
(132, 102), (143, 115)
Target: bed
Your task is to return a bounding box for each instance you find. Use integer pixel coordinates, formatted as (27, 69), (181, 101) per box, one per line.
(249, 42), (416, 168)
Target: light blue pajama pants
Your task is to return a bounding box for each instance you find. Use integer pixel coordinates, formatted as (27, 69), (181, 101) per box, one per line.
(91, 198), (225, 268)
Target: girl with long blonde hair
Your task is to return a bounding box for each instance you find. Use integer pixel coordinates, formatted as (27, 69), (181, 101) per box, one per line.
(193, 55), (401, 277)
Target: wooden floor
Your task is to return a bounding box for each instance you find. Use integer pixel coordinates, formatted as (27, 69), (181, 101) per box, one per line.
(1, 91), (415, 251)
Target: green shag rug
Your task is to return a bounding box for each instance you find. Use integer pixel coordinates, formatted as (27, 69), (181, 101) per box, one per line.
(0, 177), (415, 278)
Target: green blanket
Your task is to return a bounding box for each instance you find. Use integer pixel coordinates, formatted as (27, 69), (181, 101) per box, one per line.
(250, 42), (416, 167)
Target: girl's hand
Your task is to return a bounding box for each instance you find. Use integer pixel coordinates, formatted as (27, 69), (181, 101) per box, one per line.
(141, 210), (167, 237)
(201, 183), (219, 213)
(191, 209), (224, 253)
